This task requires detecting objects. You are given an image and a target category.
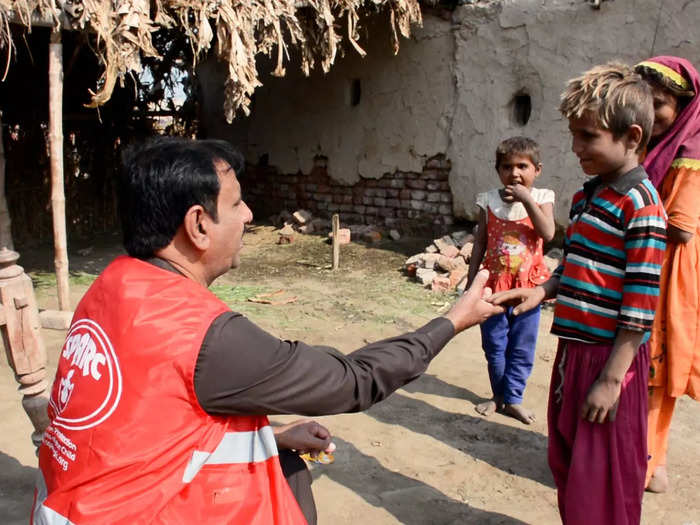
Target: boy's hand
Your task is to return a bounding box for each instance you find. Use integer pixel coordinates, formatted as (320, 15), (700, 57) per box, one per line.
(444, 269), (504, 333)
(503, 183), (531, 203)
(488, 286), (546, 315)
(581, 378), (622, 423)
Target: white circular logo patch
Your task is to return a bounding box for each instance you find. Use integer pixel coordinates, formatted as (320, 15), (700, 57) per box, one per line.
(49, 319), (122, 431)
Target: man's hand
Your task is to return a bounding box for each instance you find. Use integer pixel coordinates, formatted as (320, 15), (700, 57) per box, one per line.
(274, 419), (335, 456)
(488, 286), (546, 315)
(581, 377), (622, 423)
(444, 269), (504, 333)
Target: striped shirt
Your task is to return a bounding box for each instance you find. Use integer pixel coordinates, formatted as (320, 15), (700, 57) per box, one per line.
(551, 166), (667, 344)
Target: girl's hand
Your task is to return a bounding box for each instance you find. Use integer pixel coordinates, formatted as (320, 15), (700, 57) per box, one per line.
(488, 286), (546, 315)
(503, 183), (531, 203)
(581, 378), (622, 423)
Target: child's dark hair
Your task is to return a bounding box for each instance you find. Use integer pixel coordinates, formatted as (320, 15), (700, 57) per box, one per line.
(559, 62), (654, 152)
(495, 136), (541, 170)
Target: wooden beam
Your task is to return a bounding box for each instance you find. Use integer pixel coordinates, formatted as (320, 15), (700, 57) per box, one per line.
(49, 29), (70, 311)
(332, 214), (340, 270)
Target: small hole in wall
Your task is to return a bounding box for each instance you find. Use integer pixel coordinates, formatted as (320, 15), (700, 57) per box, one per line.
(349, 79), (361, 107)
(512, 92), (532, 126)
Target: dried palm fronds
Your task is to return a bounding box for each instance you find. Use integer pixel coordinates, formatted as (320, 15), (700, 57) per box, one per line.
(0, 0), (422, 121)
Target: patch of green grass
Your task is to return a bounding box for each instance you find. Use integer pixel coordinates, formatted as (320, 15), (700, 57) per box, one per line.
(30, 271), (98, 290)
(210, 284), (269, 304)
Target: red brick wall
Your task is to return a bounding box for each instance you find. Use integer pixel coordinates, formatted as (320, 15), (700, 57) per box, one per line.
(241, 154), (454, 230)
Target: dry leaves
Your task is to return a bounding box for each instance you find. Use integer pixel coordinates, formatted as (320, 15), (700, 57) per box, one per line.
(0, 0), (422, 121)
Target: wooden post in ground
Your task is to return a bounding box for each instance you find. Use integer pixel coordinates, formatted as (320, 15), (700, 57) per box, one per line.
(49, 29), (70, 310)
(0, 248), (50, 450)
(0, 111), (13, 250)
(332, 214), (340, 270)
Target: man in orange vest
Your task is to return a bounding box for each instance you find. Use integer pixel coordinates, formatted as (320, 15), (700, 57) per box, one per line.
(34, 137), (503, 525)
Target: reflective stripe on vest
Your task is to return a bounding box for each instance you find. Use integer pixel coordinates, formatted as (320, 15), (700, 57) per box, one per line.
(33, 472), (75, 525)
(182, 425), (278, 483)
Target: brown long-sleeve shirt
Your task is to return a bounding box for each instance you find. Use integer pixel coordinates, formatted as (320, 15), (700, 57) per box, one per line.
(146, 257), (456, 416)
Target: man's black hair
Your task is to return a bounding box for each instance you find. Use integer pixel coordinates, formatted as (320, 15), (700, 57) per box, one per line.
(119, 137), (245, 258)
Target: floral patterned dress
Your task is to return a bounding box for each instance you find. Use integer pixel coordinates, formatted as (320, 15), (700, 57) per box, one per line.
(476, 188), (554, 293)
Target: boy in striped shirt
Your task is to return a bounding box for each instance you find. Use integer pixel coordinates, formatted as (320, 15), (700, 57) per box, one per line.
(491, 63), (666, 525)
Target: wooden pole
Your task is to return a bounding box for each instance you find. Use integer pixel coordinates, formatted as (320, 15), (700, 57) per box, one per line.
(331, 213), (340, 270)
(49, 30), (70, 310)
(0, 111), (13, 250)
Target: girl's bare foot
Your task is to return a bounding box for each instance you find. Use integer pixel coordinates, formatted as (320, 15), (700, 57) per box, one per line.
(646, 465), (669, 493)
(501, 403), (536, 425)
(475, 399), (498, 417)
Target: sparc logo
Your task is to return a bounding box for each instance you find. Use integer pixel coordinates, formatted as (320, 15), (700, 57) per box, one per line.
(49, 319), (122, 431)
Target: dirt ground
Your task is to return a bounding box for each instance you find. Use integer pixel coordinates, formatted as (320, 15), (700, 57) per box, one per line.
(1, 225), (698, 524)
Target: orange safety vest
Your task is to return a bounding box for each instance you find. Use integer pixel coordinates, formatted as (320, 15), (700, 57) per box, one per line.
(33, 256), (307, 524)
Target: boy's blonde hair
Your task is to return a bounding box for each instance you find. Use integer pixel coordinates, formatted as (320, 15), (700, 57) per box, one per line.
(559, 62), (654, 152)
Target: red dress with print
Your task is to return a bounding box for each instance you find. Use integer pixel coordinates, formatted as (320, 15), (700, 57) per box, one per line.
(482, 208), (550, 293)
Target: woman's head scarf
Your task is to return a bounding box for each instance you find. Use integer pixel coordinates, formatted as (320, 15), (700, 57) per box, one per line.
(636, 56), (700, 188)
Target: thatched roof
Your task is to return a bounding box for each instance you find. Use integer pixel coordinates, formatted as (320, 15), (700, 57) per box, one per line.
(0, 0), (422, 122)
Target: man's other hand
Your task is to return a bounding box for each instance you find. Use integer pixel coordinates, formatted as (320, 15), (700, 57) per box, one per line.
(274, 419), (334, 456)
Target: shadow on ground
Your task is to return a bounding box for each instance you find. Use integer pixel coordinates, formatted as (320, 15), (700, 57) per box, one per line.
(312, 436), (529, 524)
(0, 451), (36, 523)
(366, 392), (554, 489)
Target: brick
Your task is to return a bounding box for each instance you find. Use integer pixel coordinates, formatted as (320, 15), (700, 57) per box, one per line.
(378, 208), (395, 218)
(426, 181), (441, 191)
(438, 204), (452, 214)
(407, 179), (427, 190)
(423, 203), (439, 214)
(374, 197), (386, 207)
(39, 309), (73, 330)
(431, 275), (451, 293)
(439, 245), (460, 258)
(405, 254), (423, 267)
(386, 189), (399, 198)
(434, 235), (456, 252)
(459, 242), (473, 260)
(386, 198), (400, 208)
(449, 268), (468, 290)
(363, 196), (374, 205)
(399, 189), (412, 200)
(365, 206), (378, 215)
(363, 230), (382, 243)
(410, 200), (424, 211)
(336, 228), (351, 244)
(427, 192), (441, 203)
(416, 268), (437, 286)
(354, 205), (366, 214)
(411, 190), (426, 200)
(440, 192), (452, 203)
(374, 189), (387, 198)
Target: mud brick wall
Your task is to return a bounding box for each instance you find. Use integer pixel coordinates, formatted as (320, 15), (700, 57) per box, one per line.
(241, 154), (455, 230)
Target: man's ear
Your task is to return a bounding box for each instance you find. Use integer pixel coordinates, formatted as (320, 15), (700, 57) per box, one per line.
(626, 124), (644, 152)
(182, 205), (210, 251)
